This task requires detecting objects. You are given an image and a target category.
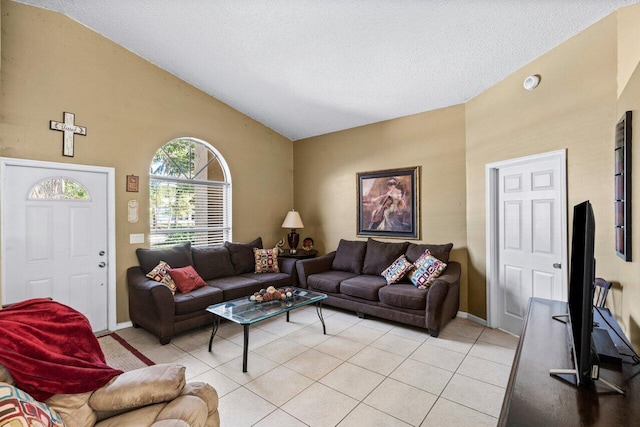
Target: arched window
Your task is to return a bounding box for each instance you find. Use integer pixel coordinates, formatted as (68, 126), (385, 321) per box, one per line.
(28, 177), (90, 200)
(149, 137), (232, 247)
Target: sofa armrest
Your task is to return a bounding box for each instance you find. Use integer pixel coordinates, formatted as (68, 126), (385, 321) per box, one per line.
(127, 267), (176, 343)
(296, 252), (336, 288)
(277, 257), (299, 286)
(425, 261), (461, 336)
(89, 364), (186, 413)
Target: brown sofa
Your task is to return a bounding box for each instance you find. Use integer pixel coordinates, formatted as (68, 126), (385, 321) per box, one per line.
(127, 238), (297, 344)
(0, 363), (219, 427)
(296, 239), (460, 337)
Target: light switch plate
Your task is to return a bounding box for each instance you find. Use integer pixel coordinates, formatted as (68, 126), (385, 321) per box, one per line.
(130, 233), (145, 244)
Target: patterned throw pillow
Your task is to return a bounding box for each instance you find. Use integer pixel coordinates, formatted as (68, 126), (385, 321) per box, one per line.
(167, 265), (207, 293)
(381, 255), (414, 285)
(146, 261), (177, 294)
(254, 247), (280, 273)
(0, 382), (65, 427)
(408, 249), (447, 289)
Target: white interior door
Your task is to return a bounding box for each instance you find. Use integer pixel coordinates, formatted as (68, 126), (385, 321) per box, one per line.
(2, 162), (109, 331)
(487, 151), (567, 336)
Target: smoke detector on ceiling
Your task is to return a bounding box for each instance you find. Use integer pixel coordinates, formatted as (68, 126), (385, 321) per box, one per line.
(523, 74), (541, 91)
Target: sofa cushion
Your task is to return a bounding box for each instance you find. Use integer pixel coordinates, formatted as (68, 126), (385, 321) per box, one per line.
(254, 247), (280, 273)
(308, 270), (358, 294)
(362, 239), (409, 275)
(340, 275), (387, 301)
(89, 365), (186, 412)
(378, 284), (427, 310)
(192, 246), (235, 280)
(0, 382), (65, 427)
(168, 266), (207, 293)
(331, 239), (367, 274)
(225, 237), (263, 275)
(407, 250), (447, 289)
(146, 261), (178, 294)
(240, 272), (291, 288)
(173, 285), (223, 315)
(136, 242), (193, 274)
(207, 276), (262, 301)
(405, 243), (453, 263)
(381, 255), (414, 285)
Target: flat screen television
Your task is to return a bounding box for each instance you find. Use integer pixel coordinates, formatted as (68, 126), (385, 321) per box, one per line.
(567, 200), (597, 384)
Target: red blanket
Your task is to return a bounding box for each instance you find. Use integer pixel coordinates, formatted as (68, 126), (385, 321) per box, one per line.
(0, 298), (123, 401)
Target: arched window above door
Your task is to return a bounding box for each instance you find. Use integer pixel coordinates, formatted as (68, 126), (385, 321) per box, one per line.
(149, 137), (232, 247)
(28, 177), (90, 200)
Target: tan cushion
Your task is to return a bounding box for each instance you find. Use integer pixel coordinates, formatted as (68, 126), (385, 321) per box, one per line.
(152, 420), (191, 427)
(46, 391), (97, 427)
(0, 364), (14, 385)
(156, 395), (208, 427)
(94, 403), (165, 427)
(89, 364), (186, 412)
(182, 382), (219, 416)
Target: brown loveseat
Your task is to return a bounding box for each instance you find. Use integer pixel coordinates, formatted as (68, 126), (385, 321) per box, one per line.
(127, 238), (297, 344)
(0, 363), (219, 427)
(296, 239), (460, 337)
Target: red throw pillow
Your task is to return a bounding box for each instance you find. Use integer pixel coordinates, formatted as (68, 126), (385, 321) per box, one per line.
(168, 266), (207, 293)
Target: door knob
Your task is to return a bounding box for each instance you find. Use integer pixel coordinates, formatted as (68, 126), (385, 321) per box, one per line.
(553, 263), (561, 269)
(98, 262), (106, 268)
(99, 251), (106, 256)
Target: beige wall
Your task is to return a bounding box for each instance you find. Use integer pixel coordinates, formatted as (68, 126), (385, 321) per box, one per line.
(0, 1), (293, 322)
(466, 15), (619, 320)
(294, 105), (469, 311)
(616, 55), (640, 348)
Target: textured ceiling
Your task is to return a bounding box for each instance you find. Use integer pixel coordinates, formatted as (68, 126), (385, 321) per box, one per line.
(15, 0), (640, 140)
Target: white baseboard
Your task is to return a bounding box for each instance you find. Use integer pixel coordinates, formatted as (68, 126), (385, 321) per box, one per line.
(115, 321), (133, 331)
(457, 311), (487, 327)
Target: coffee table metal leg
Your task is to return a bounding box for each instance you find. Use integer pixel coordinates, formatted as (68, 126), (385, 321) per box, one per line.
(286, 311), (290, 322)
(316, 301), (326, 334)
(208, 316), (220, 352)
(243, 324), (249, 372)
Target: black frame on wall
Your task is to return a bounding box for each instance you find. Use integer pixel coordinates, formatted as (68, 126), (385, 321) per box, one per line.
(614, 111), (632, 261)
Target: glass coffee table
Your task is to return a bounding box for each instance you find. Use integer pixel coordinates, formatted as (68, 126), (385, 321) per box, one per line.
(206, 287), (327, 372)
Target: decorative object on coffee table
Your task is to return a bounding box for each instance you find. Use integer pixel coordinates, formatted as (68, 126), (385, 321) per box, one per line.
(281, 209), (304, 253)
(615, 111), (632, 261)
(357, 166), (420, 239)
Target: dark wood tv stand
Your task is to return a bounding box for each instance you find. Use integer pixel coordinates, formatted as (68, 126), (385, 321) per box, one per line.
(499, 297), (640, 426)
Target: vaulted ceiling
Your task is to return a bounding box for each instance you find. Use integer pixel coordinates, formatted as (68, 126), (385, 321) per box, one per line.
(16, 0), (640, 140)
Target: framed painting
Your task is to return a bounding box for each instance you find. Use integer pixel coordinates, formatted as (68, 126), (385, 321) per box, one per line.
(357, 166), (420, 239)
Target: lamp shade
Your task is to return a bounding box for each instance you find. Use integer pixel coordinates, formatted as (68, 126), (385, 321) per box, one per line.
(282, 210), (304, 229)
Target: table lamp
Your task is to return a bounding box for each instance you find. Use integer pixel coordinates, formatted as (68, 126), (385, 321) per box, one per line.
(282, 210), (304, 253)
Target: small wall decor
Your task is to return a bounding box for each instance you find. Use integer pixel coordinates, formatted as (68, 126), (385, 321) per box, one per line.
(615, 111), (632, 261)
(49, 112), (87, 157)
(128, 200), (139, 223)
(126, 175), (139, 192)
(357, 166), (420, 239)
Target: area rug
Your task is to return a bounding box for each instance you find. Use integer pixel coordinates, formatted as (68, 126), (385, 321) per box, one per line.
(97, 333), (154, 372)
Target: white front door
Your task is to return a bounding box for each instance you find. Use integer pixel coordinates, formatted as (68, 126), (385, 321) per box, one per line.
(487, 151), (567, 336)
(2, 161), (110, 331)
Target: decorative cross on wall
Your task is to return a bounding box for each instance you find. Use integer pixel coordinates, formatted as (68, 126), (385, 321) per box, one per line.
(50, 112), (87, 157)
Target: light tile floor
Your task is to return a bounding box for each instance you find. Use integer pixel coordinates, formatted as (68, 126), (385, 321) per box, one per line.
(116, 306), (518, 427)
